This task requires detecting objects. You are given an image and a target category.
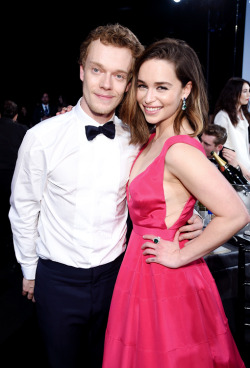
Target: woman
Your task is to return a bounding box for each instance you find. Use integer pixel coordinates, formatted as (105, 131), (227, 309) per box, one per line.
(213, 77), (250, 180)
(102, 38), (249, 367)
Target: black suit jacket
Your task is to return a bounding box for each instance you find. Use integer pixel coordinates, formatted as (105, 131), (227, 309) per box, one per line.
(32, 103), (57, 125)
(0, 117), (27, 237)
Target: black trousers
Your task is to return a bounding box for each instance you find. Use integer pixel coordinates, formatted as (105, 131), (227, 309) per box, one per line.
(34, 253), (124, 368)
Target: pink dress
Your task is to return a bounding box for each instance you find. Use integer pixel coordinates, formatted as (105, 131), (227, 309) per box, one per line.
(102, 135), (245, 368)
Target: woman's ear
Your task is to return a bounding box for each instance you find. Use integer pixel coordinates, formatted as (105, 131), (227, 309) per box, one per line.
(125, 82), (131, 93)
(183, 81), (192, 99)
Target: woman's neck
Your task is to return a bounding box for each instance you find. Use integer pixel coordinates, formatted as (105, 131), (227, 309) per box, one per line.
(153, 118), (194, 143)
(237, 106), (243, 120)
(154, 124), (173, 142)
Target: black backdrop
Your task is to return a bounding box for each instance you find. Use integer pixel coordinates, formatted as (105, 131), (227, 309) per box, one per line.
(0, 0), (247, 115)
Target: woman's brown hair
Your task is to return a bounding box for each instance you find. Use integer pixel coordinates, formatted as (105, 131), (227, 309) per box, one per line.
(120, 38), (209, 145)
(213, 77), (250, 127)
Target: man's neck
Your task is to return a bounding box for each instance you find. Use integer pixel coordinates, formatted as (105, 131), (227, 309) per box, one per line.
(80, 97), (114, 125)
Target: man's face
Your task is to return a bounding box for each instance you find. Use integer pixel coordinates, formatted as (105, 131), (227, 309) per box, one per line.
(41, 93), (49, 105)
(80, 39), (133, 123)
(200, 133), (220, 158)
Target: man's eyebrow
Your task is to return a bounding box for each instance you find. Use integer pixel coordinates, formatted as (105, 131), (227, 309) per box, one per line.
(89, 61), (129, 75)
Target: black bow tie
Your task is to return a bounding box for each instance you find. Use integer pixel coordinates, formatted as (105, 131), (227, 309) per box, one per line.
(85, 121), (115, 141)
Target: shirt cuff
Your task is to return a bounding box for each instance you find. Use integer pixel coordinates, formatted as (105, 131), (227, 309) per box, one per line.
(21, 264), (37, 280)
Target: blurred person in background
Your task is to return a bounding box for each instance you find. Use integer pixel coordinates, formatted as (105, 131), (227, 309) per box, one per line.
(0, 100), (27, 272)
(32, 91), (57, 125)
(200, 124), (241, 169)
(213, 77), (250, 180)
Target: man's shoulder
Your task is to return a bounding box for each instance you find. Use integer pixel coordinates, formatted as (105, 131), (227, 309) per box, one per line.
(22, 110), (76, 151)
(20, 109), (77, 152)
(0, 117), (27, 133)
(30, 109), (75, 134)
(114, 116), (141, 152)
(114, 116), (131, 136)
(15, 121), (28, 131)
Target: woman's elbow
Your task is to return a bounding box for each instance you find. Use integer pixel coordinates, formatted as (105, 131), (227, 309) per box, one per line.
(238, 211), (250, 229)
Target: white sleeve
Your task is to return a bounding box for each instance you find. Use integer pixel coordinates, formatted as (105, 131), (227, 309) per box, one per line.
(9, 130), (47, 279)
(214, 112), (234, 150)
(214, 111), (229, 129)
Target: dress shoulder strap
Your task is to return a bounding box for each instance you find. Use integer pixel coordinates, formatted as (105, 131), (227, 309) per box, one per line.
(129, 133), (156, 176)
(161, 135), (206, 157)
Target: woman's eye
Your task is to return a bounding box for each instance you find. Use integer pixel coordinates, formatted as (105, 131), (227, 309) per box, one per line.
(137, 84), (147, 89)
(158, 86), (168, 91)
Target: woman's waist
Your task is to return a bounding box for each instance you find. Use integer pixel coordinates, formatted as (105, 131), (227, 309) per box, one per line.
(132, 224), (190, 249)
(132, 224), (176, 239)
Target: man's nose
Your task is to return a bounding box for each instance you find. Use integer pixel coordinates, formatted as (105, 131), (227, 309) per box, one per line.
(100, 74), (112, 89)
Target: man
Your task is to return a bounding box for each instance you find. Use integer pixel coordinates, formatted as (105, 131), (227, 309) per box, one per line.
(9, 24), (202, 368)
(0, 100), (27, 271)
(200, 124), (240, 168)
(32, 92), (57, 125)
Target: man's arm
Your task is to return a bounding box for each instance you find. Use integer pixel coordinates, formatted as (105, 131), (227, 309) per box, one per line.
(9, 130), (47, 297)
(22, 278), (35, 302)
(178, 214), (203, 241)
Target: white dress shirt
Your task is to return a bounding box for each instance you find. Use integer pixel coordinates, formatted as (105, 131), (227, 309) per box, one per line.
(9, 99), (139, 279)
(214, 110), (250, 171)
(42, 104), (49, 115)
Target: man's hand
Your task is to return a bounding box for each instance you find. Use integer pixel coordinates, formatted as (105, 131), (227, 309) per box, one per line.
(178, 214), (203, 241)
(22, 278), (35, 302)
(222, 147), (238, 168)
(56, 105), (73, 115)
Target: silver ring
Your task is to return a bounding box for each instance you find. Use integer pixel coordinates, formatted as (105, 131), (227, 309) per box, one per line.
(153, 236), (160, 244)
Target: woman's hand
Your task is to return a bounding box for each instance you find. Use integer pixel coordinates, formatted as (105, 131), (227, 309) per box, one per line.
(56, 105), (73, 115)
(142, 231), (182, 268)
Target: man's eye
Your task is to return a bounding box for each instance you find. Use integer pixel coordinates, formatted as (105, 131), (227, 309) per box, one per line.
(93, 68), (99, 73)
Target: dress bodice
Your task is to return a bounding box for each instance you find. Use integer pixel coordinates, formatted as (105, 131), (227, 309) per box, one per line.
(126, 134), (206, 240)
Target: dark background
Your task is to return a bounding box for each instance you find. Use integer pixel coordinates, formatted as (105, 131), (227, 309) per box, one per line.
(0, 2), (249, 366)
(0, 0), (247, 115)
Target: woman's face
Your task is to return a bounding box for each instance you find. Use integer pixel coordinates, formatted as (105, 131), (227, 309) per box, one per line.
(136, 59), (186, 126)
(239, 82), (250, 107)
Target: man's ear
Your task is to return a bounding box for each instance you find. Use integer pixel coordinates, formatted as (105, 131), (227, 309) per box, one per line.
(217, 144), (223, 152)
(80, 65), (84, 82)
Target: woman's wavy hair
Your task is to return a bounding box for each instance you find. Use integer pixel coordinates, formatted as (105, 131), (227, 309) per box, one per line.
(120, 38), (209, 145)
(213, 77), (250, 127)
